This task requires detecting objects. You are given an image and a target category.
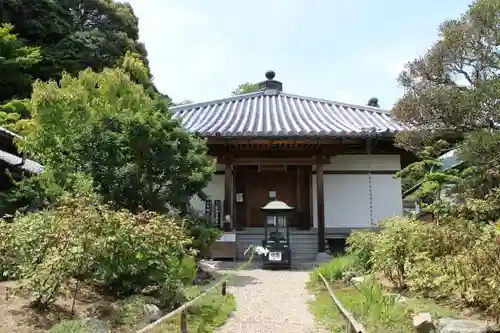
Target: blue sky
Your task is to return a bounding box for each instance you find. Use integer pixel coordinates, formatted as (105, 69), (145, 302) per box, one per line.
(125, 0), (473, 109)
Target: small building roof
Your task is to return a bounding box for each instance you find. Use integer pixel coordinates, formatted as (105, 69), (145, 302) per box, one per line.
(171, 71), (407, 138)
(0, 148), (44, 173)
(0, 127), (44, 174)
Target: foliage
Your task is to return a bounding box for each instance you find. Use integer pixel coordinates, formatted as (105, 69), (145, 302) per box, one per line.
(0, 0), (155, 98)
(383, 2), (500, 319)
(8, 58), (214, 215)
(309, 255), (355, 286)
(46, 288), (236, 333)
(0, 24), (41, 131)
(0, 99), (34, 134)
(108, 287), (236, 333)
(0, 0), (158, 132)
(0, 221), (18, 280)
(2, 191), (193, 307)
(308, 266), (458, 333)
(346, 230), (379, 273)
(49, 320), (92, 333)
(347, 215), (500, 319)
(184, 212), (221, 258)
(367, 97), (379, 107)
(393, 0), (500, 217)
(393, 0), (500, 135)
(231, 82), (259, 95)
(0, 24), (41, 103)
(157, 288), (236, 333)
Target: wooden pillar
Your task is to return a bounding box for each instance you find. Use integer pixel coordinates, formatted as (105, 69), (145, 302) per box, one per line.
(316, 159), (326, 253)
(296, 166), (302, 229)
(224, 161), (233, 230)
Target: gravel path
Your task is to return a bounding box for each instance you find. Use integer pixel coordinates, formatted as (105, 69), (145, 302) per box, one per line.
(216, 268), (328, 333)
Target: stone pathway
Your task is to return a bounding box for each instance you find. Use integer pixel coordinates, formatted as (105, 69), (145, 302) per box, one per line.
(215, 268), (328, 333)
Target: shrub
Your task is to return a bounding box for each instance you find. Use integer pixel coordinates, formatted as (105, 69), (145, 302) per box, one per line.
(310, 254), (355, 286)
(184, 212), (221, 258)
(369, 217), (423, 289)
(438, 224), (500, 315)
(8, 192), (193, 308)
(364, 214), (500, 319)
(0, 221), (18, 280)
(88, 208), (192, 297)
(346, 230), (379, 272)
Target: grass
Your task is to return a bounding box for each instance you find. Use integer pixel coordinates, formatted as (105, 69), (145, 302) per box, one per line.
(153, 289), (236, 333)
(45, 285), (236, 333)
(308, 256), (460, 333)
(309, 254), (355, 284)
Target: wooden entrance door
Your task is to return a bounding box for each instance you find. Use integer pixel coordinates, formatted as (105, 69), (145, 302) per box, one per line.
(246, 169), (298, 227)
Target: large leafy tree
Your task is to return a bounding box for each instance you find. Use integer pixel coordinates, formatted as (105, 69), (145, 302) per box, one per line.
(0, 0), (154, 100)
(393, 0), (500, 220)
(14, 54), (215, 214)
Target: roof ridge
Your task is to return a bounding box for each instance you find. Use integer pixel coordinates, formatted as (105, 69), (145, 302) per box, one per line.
(171, 91), (391, 114)
(279, 92), (390, 114)
(170, 91), (264, 111)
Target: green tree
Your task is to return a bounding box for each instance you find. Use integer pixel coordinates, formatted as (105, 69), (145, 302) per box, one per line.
(231, 82), (259, 95)
(367, 97), (379, 107)
(0, 0), (155, 100)
(0, 24), (41, 131)
(0, 24), (41, 103)
(397, 143), (461, 212)
(14, 54), (215, 215)
(393, 0), (500, 220)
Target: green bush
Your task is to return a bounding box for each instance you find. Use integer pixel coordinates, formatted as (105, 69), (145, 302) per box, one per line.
(310, 254), (355, 286)
(184, 212), (221, 258)
(0, 221), (19, 281)
(359, 214), (500, 320)
(346, 230), (379, 272)
(369, 217), (424, 289)
(6, 193), (193, 308)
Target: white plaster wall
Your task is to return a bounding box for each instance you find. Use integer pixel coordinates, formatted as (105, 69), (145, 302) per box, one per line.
(313, 154), (401, 171)
(190, 164), (225, 215)
(371, 175), (403, 223)
(313, 155), (403, 228)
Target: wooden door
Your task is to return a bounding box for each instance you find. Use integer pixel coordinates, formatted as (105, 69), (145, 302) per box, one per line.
(246, 169), (298, 227)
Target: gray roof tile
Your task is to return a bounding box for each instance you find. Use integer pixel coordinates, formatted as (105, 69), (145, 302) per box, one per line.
(0, 149), (44, 173)
(171, 91), (407, 137)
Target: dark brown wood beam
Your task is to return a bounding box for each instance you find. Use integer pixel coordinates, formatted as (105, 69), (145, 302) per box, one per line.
(223, 160), (233, 229)
(217, 156), (331, 165)
(316, 157), (325, 253)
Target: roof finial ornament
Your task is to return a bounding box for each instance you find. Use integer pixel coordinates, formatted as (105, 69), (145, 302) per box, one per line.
(259, 70), (282, 93)
(265, 70), (276, 80)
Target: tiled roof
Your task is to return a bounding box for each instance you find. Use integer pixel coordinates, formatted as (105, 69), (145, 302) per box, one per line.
(171, 91), (407, 137)
(0, 127), (22, 139)
(0, 149), (44, 173)
(0, 127), (43, 173)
